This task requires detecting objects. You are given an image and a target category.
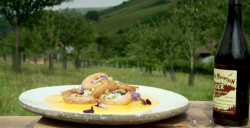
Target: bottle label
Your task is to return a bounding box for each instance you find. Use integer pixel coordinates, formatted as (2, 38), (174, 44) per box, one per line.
(213, 68), (237, 115)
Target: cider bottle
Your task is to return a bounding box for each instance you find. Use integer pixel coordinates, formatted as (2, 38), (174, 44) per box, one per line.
(213, 0), (250, 126)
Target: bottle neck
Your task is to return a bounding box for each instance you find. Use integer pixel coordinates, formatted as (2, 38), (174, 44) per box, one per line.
(226, 5), (242, 26)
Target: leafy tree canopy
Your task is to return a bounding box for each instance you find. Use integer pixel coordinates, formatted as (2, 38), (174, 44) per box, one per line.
(0, 0), (72, 27)
(85, 10), (99, 21)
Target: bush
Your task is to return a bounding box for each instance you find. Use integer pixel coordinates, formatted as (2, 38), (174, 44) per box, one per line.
(96, 57), (214, 75)
(108, 57), (137, 68)
(164, 59), (214, 75)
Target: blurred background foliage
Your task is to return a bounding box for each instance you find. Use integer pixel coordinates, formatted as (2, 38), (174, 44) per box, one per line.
(0, 0), (249, 77)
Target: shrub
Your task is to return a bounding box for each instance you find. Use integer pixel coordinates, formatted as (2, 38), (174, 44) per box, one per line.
(108, 57), (137, 68)
(164, 59), (214, 75)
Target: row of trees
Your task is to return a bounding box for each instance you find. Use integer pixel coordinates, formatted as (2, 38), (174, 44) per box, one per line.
(0, 0), (73, 72)
(1, 9), (95, 70)
(123, 0), (250, 85)
(1, 0), (250, 86)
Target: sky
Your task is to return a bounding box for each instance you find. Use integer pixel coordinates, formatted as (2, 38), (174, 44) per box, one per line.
(49, 0), (129, 10)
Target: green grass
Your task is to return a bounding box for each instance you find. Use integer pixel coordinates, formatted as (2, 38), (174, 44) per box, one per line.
(0, 58), (213, 116)
(94, 0), (179, 34)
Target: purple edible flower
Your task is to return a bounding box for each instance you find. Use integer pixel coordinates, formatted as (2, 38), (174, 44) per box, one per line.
(132, 93), (140, 100)
(83, 106), (94, 113)
(100, 75), (107, 80)
(146, 99), (152, 105)
(94, 100), (110, 110)
(95, 100), (101, 107)
(79, 87), (86, 95)
(120, 90), (127, 95)
(141, 99), (146, 105)
(121, 93), (126, 95)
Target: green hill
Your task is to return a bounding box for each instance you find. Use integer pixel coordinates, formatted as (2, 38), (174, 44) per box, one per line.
(58, 7), (109, 14)
(94, 0), (178, 34)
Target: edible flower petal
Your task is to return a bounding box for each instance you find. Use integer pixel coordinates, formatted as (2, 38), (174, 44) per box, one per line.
(112, 93), (120, 99)
(115, 81), (119, 85)
(105, 89), (110, 95)
(83, 106), (94, 113)
(108, 77), (113, 81)
(97, 78), (102, 85)
(95, 100), (110, 110)
(100, 75), (107, 80)
(141, 99), (146, 105)
(96, 100), (101, 106)
(132, 93), (140, 100)
(83, 90), (92, 96)
(146, 99), (152, 105)
(119, 89), (126, 95)
(79, 87), (86, 95)
(106, 93), (121, 99)
(92, 80), (98, 83)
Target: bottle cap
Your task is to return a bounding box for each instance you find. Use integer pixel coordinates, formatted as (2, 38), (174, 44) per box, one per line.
(228, 0), (242, 5)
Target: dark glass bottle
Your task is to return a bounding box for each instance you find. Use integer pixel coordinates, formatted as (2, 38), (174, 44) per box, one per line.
(213, 0), (250, 126)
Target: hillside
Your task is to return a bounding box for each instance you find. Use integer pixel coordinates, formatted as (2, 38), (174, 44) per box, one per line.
(94, 0), (178, 34)
(58, 7), (109, 14)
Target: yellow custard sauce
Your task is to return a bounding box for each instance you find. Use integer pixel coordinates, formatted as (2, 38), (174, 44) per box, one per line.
(45, 94), (159, 113)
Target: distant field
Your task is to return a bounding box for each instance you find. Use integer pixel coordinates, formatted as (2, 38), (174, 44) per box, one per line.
(0, 58), (213, 116)
(94, 0), (179, 34)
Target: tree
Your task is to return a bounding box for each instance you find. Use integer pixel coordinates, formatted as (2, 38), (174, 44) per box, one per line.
(1, 32), (14, 61)
(57, 9), (76, 70)
(57, 9), (96, 70)
(125, 23), (158, 74)
(151, 18), (181, 81)
(69, 14), (95, 69)
(81, 42), (101, 62)
(37, 10), (61, 70)
(168, 0), (226, 86)
(20, 27), (45, 63)
(0, 0), (71, 72)
(85, 10), (99, 21)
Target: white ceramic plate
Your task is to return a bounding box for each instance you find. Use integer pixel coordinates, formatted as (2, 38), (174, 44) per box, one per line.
(19, 85), (189, 125)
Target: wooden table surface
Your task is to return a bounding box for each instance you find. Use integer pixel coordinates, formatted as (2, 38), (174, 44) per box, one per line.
(0, 101), (250, 128)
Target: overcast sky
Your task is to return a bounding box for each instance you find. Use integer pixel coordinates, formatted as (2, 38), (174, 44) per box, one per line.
(49, 0), (129, 10)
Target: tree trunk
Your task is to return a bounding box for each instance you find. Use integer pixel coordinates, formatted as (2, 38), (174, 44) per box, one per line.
(188, 57), (194, 86)
(162, 61), (166, 77)
(149, 65), (152, 74)
(63, 48), (67, 70)
(14, 26), (21, 73)
(44, 54), (47, 64)
(49, 53), (54, 71)
(145, 65), (148, 73)
(3, 51), (7, 61)
(188, 69), (195, 86)
(75, 54), (80, 69)
(140, 62), (143, 71)
(23, 54), (26, 62)
(34, 57), (37, 64)
(170, 62), (176, 82)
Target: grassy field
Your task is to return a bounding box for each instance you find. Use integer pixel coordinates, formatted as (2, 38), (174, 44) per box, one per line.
(94, 0), (179, 34)
(0, 58), (213, 116)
